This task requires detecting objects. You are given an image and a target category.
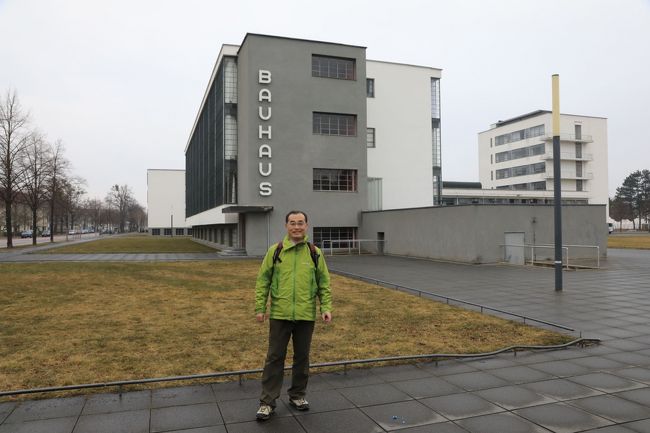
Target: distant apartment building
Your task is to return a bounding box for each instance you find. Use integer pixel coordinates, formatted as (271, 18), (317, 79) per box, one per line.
(477, 110), (608, 206)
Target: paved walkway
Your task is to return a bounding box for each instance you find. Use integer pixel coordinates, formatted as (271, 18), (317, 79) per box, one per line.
(2, 249), (650, 432)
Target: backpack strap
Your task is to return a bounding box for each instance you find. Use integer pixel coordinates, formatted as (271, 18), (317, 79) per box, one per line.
(307, 242), (319, 269)
(268, 240), (320, 285)
(272, 241), (283, 264)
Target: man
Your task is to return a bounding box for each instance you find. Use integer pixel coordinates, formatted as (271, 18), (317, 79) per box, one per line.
(255, 210), (332, 420)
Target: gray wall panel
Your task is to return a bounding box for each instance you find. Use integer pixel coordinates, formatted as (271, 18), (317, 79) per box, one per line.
(358, 205), (607, 264)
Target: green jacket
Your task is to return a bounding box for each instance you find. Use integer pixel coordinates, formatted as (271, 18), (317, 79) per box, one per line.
(255, 235), (332, 321)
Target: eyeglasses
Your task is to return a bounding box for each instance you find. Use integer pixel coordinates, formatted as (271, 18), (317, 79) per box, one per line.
(288, 221), (306, 227)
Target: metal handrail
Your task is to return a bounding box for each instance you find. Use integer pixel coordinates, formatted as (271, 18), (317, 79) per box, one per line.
(322, 239), (385, 256)
(500, 243), (600, 269)
(329, 269), (575, 332)
(0, 337), (598, 397)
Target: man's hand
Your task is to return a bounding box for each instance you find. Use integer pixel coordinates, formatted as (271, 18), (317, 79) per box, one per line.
(322, 312), (332, 323)
(256, 313), (266, 323)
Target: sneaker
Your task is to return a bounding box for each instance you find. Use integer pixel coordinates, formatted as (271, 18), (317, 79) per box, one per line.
(289, 397), (309, 411)
(256, 403), (274, 421)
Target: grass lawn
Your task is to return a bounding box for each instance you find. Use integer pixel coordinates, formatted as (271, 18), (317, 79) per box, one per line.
(0, 260), (571, 400)
(44, 234), (216, 254)
(608, 234), (650, 250)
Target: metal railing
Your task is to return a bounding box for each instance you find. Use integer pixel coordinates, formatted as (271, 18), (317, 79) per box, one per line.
(500, 244), (600, 269)
(541, 151), (593, 161)
(321, 239), (385, 256)
(542, 133), (593, 143)
(0, 337), (598, 397)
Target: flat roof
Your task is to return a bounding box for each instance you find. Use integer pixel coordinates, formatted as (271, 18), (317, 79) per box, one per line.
(240, 33), (366, 52)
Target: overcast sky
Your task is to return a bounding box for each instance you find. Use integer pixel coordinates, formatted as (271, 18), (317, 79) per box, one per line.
(1, 0), (648, 206)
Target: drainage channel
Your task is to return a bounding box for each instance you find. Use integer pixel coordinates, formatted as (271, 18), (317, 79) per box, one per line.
(0, 338), (599, 397)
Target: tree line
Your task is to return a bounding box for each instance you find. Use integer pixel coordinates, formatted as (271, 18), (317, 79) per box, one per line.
(610, 169), (650, 231)
(1, 90), (145, 248)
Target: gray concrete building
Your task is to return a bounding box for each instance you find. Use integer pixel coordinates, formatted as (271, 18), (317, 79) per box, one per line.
(184, 34), (441, 255)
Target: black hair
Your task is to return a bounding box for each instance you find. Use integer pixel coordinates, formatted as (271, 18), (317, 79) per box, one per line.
(285, 210), (308, 223)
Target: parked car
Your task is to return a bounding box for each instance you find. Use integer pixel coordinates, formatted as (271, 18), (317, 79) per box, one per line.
(68, 230), (76, 235)
(41, 229), (51, 237)
(20, 229), (33, 238)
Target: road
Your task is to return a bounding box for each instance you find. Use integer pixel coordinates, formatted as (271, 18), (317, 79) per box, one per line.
(0, 232), (100, 248)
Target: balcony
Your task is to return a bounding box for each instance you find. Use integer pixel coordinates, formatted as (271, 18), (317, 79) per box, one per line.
(542, 133), (593, 143)
(541, 152), (593, 161)
(544, 171), (593, 180)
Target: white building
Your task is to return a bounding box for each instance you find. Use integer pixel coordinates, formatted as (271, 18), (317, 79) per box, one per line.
(146, 169), (191, 236)
(366, 60), (442, 209)
(477, 110), (608, 206)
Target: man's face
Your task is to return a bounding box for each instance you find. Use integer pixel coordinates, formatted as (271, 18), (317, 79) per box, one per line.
(286, 213), (308, 242)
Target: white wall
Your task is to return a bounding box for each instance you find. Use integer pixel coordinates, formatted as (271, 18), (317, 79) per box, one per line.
(146, 169), (188, 228)
(366, 60), (441, 210)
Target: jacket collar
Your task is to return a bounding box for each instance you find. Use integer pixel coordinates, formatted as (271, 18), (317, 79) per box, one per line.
(282, 234), (310, 250)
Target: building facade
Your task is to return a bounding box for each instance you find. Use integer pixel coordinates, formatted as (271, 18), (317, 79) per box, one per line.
(184, 34), (442, 255)
(478, 110), (608, 206)
(146, 169), (191, 236)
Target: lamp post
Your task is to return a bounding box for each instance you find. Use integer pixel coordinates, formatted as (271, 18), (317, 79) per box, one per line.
(552, 74), (563, 291)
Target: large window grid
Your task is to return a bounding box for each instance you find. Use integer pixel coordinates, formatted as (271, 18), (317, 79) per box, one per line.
(495, 143), (545, 163)
(496, 181), (546, 191)
(312, 55), (355, 80)
(495, 124), (545, 146)
(313, 112), (357, 136)
(313, 227), (357, 249)
(496, 162), (546, 179)
(313, 168), (358, 192)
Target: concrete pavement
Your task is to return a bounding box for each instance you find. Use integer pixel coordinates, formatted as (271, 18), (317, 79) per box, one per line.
(2, 248), (650, 432)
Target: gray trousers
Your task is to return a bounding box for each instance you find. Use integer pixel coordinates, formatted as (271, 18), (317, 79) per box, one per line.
(260, 319), (315, 407)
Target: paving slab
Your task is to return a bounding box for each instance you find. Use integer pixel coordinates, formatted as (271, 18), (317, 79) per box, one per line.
(73, 409), (149, 433)
(515, 402), (613, 433)
(360, 400), (446, 431)
(455, 411), (552, 433)
(419, 392), (504, 420)
(566, 395), (648, 423)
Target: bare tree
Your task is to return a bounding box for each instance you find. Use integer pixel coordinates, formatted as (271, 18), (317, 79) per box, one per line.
(0, 90), (29, 247)
(128, 202), (147, 232)
(84, 197), (104, 231)
(106, 184), (134, 233)
(46, 139), (69, 241)
(20, 132), (52, 245)
(60, 176), (86, 234)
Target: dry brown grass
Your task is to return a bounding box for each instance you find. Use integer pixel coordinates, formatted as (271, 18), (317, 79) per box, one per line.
(608, 234), (650, 250)
(44, 235), (216, 254)
(0, 260), (571, 400)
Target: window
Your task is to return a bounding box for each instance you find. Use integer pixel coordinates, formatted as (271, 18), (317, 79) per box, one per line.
(187, 228), (193, 236)
(313, 227), (357, 249)
(164, 228), (172, 236)
(152, 229), (160, 236)
(495, 162), (545, 179)
(366, 128), (375, 148)
(495, 124), (545, 146)
(312, 55), (355, 80)
(495, 143), (545, 163)
(576, 179), (584, 191)
(313, 112), (357, 136)
(366, 78), (375, 97)
(313, 168), (358, 192)
(175, 228), (184, 236)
